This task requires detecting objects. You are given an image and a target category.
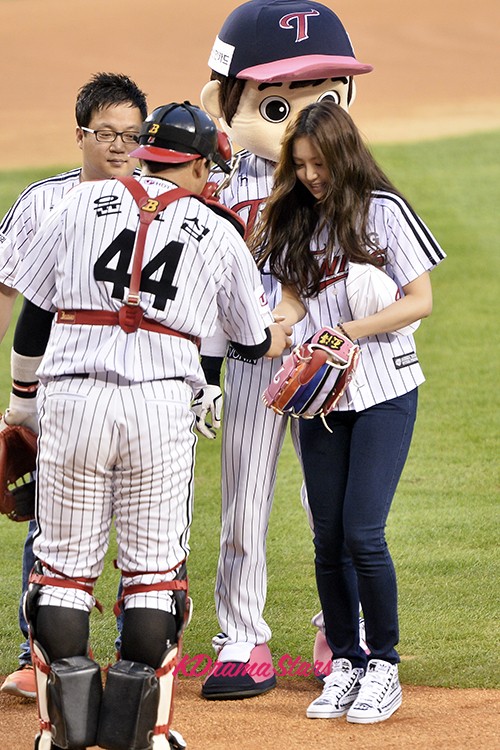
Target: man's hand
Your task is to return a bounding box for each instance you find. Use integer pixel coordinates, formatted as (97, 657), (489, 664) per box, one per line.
(265, 321), (292, 358)
(191, 385), (223, 440)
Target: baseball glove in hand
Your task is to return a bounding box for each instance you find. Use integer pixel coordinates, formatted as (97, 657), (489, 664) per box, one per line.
(262, 326), (360, 421)
(0, 424), (37, 521)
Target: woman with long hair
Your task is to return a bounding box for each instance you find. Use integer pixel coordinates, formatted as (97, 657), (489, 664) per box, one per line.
(250, 101), (445, 724)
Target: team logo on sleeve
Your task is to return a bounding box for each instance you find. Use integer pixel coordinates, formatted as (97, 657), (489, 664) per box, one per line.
(255, 284), (269, 308)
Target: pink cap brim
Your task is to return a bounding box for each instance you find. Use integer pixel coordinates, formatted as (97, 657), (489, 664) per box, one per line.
(238, 54), (373, 82)
(129, 144), (202, 163)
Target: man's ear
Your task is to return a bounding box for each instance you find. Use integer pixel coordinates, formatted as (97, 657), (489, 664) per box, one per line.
(192, 157), (210, 181)
(201, 80), (223, 119)
(76, 126), (83, 151)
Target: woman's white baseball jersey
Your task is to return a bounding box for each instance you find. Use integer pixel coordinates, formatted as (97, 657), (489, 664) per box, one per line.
(300, 190), (446, 410)
(14, 175), (273, 394)
(0, 168), (81, 284)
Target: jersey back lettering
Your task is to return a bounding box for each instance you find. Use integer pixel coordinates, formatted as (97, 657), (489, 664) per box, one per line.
(15, 176), (273, 390)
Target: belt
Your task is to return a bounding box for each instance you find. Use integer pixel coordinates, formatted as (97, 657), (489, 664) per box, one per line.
(56, 309), (200, 349)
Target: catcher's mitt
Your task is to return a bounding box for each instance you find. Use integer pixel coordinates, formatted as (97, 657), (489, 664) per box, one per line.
(262, 326), (360, 421)
(0, 424), (37, 521)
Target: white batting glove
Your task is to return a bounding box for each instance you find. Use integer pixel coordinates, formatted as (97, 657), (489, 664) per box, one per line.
(1, 393), (39, 435)
(191, 385), (223, 440)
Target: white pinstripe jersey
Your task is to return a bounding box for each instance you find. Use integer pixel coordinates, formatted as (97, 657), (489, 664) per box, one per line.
(212, 151), (280, 300)
(14, 175), (273, 392)
(214, 156), (446, 409)
(0, 168), (82, 285)
(207, 151), (309, 355)
(301, 190), (446, 410)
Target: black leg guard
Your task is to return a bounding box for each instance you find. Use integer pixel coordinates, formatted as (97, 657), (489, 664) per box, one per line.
(25, 562), (101, 749)
(37, 606), (89, 661)
(102, 563), (189, 749)
(47, 655), (102, 748)
(97, 660), (160, 750)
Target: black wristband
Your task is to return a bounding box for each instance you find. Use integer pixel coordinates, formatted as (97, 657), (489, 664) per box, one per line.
(12, 380), (38, 399)
(200, 356), (224, 386)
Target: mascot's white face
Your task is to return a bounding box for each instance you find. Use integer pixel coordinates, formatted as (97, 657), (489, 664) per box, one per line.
(201, 77), (354, 163)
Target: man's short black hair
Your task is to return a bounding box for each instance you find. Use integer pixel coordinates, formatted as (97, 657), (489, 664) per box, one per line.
(75, 72), (148, 127)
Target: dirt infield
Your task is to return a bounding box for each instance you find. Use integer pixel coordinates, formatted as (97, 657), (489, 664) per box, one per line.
(1, 678), (499, 750)
(0, 0), (499, 170)
(0, 1), (499, 748)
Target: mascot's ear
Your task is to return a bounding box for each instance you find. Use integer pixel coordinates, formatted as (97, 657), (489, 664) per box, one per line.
(201, 80), (223, 119)
(348, 78), (357, 107)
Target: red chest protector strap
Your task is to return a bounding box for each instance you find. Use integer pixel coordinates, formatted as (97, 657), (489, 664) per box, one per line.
(115, 177), (194, 334)
(56, 177), (201, 346)
(118, 177), (193, 305)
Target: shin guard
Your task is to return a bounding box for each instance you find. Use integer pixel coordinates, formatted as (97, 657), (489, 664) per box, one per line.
(97, 660), (160, 750)
(152, 645), (179, 749)
(97, 645), (181, 750)
(47, 655), (102, 748)
(31, 640), (53, 750)
(32, 643), (102, 749)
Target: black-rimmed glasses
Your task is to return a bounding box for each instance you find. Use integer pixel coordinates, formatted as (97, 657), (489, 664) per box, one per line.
(80, 127), (139, 144)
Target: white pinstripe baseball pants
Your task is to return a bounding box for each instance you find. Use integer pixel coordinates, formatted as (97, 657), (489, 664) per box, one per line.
(32, 375), (196, 613)
(218, 355), (306, 645)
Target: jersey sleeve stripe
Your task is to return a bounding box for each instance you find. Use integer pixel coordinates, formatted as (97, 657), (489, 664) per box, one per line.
(374, 190), (446, 264)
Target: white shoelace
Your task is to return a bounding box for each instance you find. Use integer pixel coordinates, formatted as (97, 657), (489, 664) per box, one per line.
(357, 668), (394, 704)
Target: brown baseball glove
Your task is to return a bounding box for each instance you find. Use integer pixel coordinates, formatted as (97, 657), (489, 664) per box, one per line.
(0, 424), (37, 521)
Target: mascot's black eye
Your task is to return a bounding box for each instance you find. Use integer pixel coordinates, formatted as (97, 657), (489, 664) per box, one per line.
(317, 90), (341, 105)
(259, 96), (291, 123)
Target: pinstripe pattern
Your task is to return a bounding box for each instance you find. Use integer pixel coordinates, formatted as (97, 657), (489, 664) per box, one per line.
(303, 192), (446, 410)
(220, 354), (303, 643)
(210, 156), (445, 648)
(11, 170), (275, 616)
(0, 169), (81, 284)
(34, 377), (195, 611)
(15, 175), (273, 393)
(208, 153), (308, 645)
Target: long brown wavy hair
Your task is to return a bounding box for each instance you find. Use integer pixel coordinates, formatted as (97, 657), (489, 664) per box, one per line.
(249, 101), (403, 297)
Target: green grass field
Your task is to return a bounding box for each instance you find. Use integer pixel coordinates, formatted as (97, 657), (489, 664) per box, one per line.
(0, 131), (498, 689)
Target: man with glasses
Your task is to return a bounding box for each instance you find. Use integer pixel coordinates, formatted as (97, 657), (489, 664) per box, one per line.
(0, 71), (147, 701)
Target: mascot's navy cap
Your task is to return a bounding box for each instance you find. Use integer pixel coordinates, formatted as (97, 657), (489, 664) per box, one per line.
(208, 0), (373, 82)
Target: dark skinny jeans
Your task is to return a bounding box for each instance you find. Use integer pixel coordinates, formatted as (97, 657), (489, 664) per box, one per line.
(299, 388), (418, 669)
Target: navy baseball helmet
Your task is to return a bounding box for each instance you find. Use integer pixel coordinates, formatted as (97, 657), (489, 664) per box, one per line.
(130, 101), (231, 173)
(208, 0), (373, 82)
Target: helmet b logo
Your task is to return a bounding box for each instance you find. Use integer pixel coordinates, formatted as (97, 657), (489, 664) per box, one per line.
(148, 123), (160, 134)
(279, 10), (320, 42)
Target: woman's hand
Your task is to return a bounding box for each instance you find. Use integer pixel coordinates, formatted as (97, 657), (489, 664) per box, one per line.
(343, 271), (433, 340)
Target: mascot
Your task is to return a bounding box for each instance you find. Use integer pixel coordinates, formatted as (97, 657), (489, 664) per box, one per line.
(197, 0), (372, 700)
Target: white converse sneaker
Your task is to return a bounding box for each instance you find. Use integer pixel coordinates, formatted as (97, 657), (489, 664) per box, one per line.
(347, 659), (402, 724)
(306, 658), (364, 719)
